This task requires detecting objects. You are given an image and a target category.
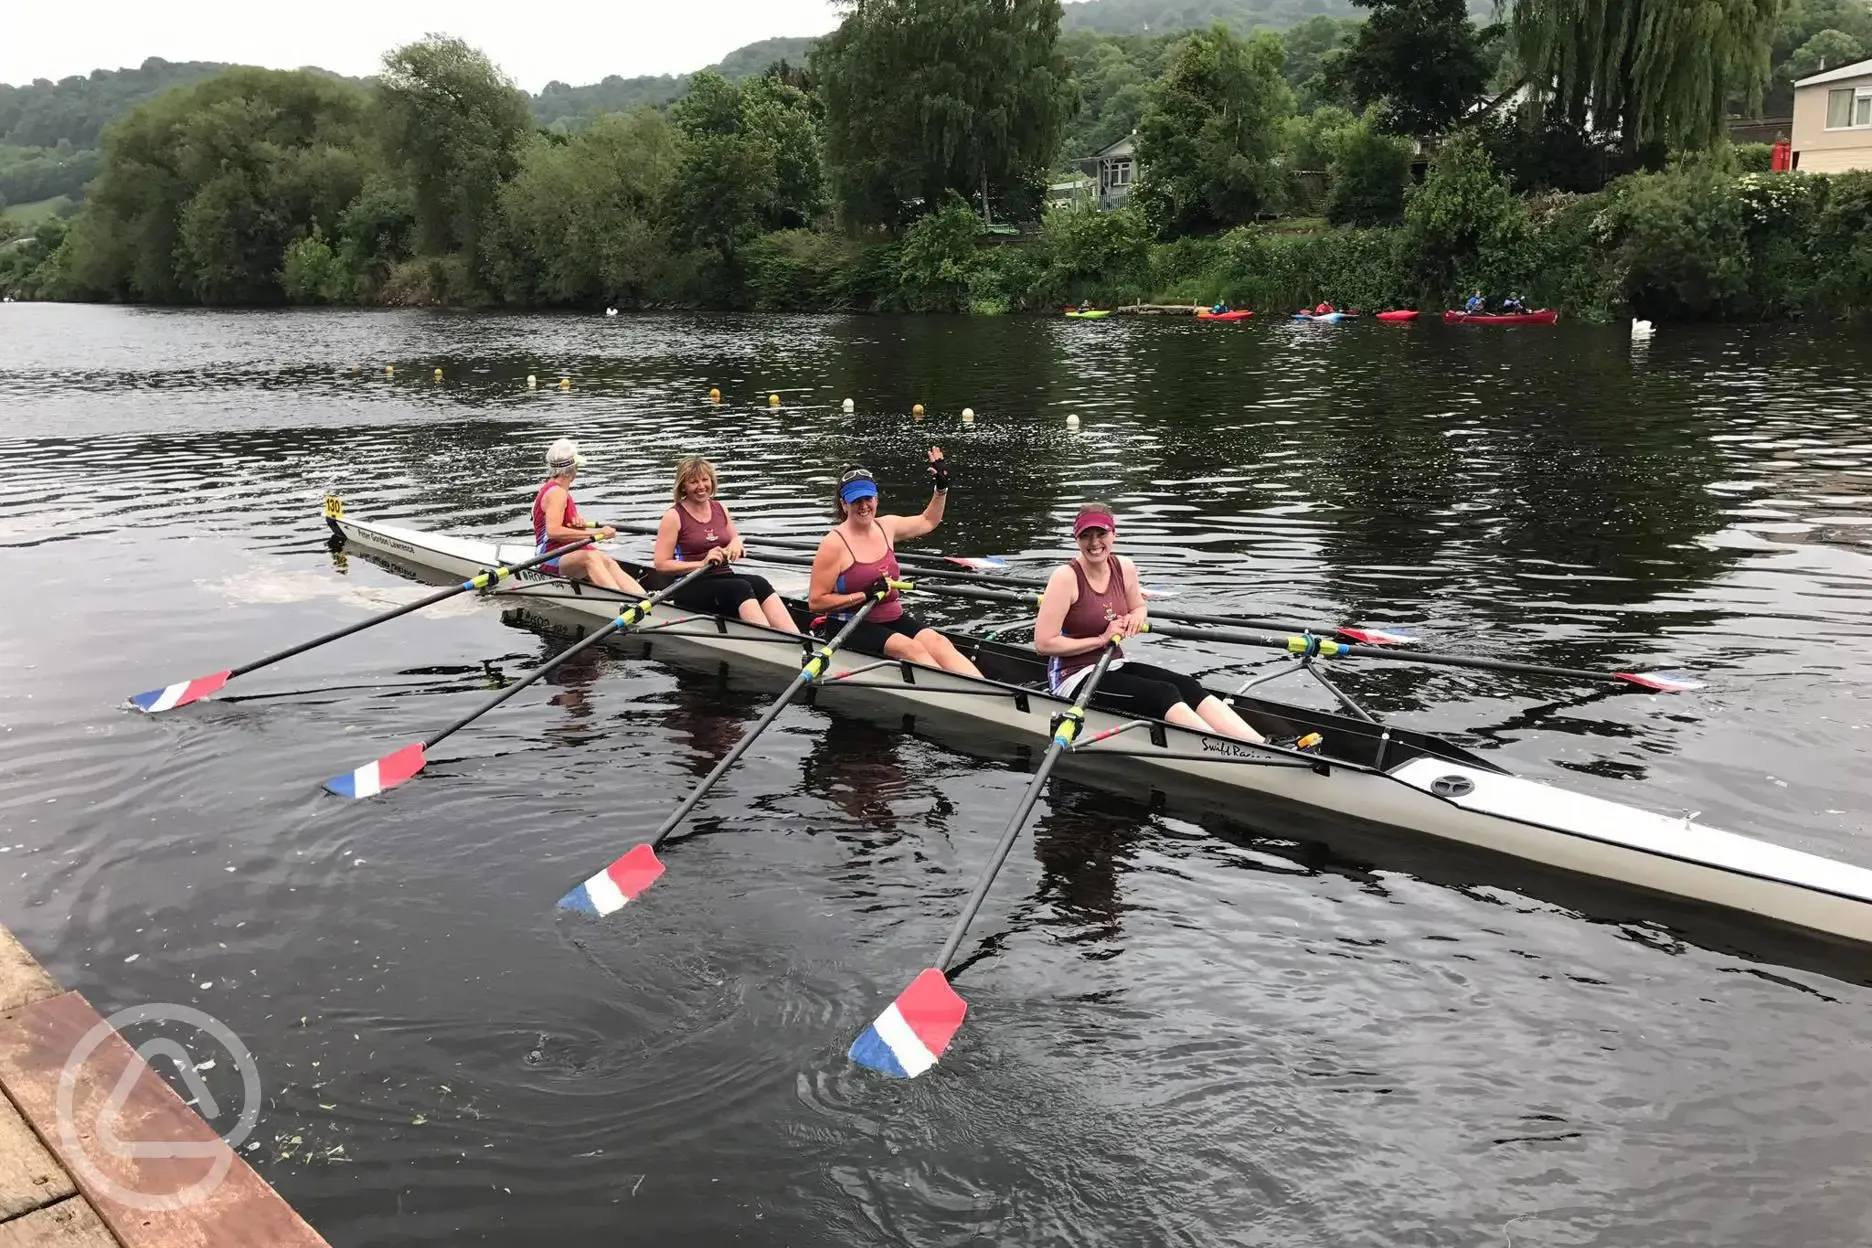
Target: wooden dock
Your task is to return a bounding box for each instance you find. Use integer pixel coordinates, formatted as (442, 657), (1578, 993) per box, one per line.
(0, 925), (330, 1247)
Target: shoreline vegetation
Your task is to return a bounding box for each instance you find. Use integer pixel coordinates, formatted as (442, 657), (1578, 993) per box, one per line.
(3, 0), (1872, 322)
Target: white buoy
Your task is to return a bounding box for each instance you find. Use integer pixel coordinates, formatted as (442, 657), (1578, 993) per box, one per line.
(961, 407), (975, 424)
(605, 307), (618, 317)
(1066, 413), (1081, 429)
(527, 374), (538, 388)
(842, 398), (855, 413)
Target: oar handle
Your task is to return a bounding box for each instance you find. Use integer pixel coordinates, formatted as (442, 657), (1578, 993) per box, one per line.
(931, 637), (1121, 973)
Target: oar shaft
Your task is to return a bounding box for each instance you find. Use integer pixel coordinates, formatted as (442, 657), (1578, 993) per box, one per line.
(1140, 619), (1638, 685)
(229, 538), (595, 680)
(420, 562), (710, 750)
(645, 591), (889, 849)
(932, 642), (1119, 972)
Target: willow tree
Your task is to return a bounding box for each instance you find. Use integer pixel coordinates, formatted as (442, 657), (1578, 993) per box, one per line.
(1509, 0), (1787, 153)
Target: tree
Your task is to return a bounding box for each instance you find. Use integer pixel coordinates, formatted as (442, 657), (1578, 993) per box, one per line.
(1508, 0), (1785, 156)
(58, 68), (373, 303)
(1338, 0), (1491, 139)
(1282, 16), (1359, 112)
(1134, 25), (1294, 235)
(1326, 114), (1414, 224)
(377, 36), (533, 277)
(814, 0), (1075, 228)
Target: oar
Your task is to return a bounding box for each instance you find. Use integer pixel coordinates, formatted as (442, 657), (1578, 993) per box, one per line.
(555, 580), (908, 915)
(321, 562), (717, 798)
(848, 637), (1123, 1079)
(1133, 619), (1702, 692)
(129, 537), (596, 712)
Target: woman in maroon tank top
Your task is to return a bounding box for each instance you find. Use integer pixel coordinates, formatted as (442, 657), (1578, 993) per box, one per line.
(1034, 502), (1265, 742)
(652, 456), (799, 632)
(806, 446), (981, 676)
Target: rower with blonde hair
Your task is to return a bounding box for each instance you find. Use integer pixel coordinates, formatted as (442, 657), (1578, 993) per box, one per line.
(652, 455), (799, 632)
(532, 438), (645, 596)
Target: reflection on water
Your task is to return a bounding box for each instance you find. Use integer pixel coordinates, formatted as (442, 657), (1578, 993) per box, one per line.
(2, 305), (1871, 1247)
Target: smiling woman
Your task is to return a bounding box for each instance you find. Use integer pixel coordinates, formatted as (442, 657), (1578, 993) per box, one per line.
(807, 447), (982, 675)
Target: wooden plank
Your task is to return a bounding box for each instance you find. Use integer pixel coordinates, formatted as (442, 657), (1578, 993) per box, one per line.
(0, 931), (59, 1015)
(0, 1091), (76, 1221)
(0, 992), (328, 1248)
(0, 1196), (119, 1248)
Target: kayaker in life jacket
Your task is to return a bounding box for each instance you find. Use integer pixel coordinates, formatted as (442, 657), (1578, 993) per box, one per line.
(1314, 301), (1334, 315)
(1501, 292), (1528, 313)
(1464, 292), (1486, 314)
(1211, 301), (1229, 314)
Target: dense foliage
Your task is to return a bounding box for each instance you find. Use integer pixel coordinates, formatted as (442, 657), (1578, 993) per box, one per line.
(5, 0), (1870, 321)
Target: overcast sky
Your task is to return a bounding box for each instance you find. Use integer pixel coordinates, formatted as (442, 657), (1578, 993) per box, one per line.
(1, 0), (847, 93)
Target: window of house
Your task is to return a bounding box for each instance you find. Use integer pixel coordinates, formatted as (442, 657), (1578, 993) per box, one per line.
(1109, 160), (1133, 186)
(1827, 87), (1872, 129)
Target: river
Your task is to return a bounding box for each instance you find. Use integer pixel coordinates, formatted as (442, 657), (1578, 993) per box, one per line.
(2, 304), (1871, 1247)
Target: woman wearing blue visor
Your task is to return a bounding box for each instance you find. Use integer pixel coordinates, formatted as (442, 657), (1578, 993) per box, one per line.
(807, 447), (982, 676)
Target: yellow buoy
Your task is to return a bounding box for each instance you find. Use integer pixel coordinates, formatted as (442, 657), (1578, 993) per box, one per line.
(527, 374), (537, 388)
(560, 377), (571, 390)
(912, 403), (925, 417)
(433, 367), (443, 381)
(709, 387), (721, 402)
(384, 364), (394, 375)
(768, 393), (781, 406)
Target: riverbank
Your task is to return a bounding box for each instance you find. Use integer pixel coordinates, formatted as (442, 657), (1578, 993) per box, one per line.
(0, 925), (330, 1247)
(8, 159), (1872, 325)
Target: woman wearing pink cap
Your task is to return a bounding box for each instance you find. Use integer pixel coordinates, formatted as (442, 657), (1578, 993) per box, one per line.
(1034, 502), (1265, 742)
(807, 447), (981, 676)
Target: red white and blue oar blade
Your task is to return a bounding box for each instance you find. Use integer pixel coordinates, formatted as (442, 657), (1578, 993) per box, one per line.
(1337, 626), (1418, 645)
(1615, 670), (1705, 693)
(556, 843), (666, 916)
(944, 556), (1008, 572)
(848, 967), (968, 1078)
(323, 742), (427, 798)
(128, 670), (232, 713)
(1142, 586), (1177, 600)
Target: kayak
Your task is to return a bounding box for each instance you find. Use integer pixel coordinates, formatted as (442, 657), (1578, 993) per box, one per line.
(1443, 309), (1559, 325)
(1376, 310), (1418, 322)
(1064, 309), (1111, 319)
(1294, 311), (1359, 322)
(1196, 310), (1253, 321)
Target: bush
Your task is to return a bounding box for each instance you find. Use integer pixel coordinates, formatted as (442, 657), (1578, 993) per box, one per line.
(1402, 134), (1531, 301)
(1734, 143), (1774, 174)
(896, 199), (982, 311)
(1043, 201), (1153, 301)
(744, 229), (853, 310)
(281, 232), (350, 304)
(380, 254), (477, 306)
(1325, 120), (1412, 226)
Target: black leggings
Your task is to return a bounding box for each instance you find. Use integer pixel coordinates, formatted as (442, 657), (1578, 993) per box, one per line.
(668, 571), (778, 617)
(825, 612), (931, 658)
(1078, 662), (1212, 721)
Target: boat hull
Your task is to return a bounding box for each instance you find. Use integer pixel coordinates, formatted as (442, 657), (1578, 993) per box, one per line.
(1376, 310), (1418, 322)
(1196, 310), (1253, 321)
(322, 510), (1872, 950)
(1443, 309), (1559, 325)
(1064, 310), (1110, 319)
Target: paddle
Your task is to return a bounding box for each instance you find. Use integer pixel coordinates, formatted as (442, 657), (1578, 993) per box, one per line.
(1132, 619), (1702, 692)
(555, 580), (907, 916)
(321, 561), (718, 798)
(750, 571), (1699, 693)
(848, 637), (1123, 1079)
(128, 537), (597, 713)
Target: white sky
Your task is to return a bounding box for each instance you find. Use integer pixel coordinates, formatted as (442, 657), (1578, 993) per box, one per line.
(0, 0), (847, 93)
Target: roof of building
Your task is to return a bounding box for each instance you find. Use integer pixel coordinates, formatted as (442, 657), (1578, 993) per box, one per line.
(1794, 57), (1872, 88)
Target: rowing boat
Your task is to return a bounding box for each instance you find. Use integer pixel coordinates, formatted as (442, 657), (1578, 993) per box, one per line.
(323, 506), (1872, 948)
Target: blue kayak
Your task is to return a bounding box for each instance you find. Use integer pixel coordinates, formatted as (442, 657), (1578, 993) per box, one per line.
(1293, 311), (1359, 322)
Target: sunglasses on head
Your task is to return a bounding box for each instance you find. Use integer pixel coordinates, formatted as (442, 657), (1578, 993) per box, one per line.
(840, 467), (874, 486)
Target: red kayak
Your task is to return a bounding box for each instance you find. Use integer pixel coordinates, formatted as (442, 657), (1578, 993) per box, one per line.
(1443, 309), (1559, 325)
(1196, 309), (1254, 321)
(1375, 310), (1418, 322)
